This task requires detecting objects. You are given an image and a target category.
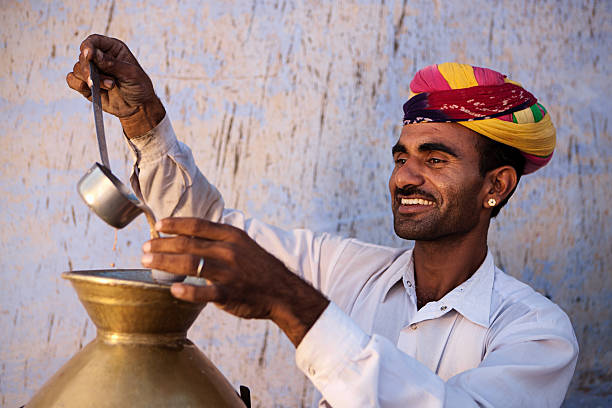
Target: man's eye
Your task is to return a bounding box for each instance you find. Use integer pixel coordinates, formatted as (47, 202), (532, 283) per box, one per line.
(428, 157), (445, 164)
(395, 158), (407, 165)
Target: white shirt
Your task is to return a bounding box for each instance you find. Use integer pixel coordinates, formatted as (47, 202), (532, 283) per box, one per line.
(127, 116), (579, 408)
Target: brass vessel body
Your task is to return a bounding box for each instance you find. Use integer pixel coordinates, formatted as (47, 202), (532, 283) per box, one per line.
(27, 269), (245, 408)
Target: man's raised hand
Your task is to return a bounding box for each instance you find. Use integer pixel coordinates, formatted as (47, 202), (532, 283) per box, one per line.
(141, 218), (330, 347)
(66, 34), (165, 138)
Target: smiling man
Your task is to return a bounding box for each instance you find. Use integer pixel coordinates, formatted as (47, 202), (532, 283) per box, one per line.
(68, 35), (578, 407)
(390, 123), (499, 310)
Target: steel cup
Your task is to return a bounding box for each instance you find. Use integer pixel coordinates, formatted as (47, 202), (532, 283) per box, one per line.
(77, 162), (143, 228)
(77, 163), (186, 283)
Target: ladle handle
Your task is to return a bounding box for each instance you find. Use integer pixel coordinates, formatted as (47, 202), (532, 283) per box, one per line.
(89, 61), (111, 170)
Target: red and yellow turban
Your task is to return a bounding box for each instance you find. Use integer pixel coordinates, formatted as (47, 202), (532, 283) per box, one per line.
(403, 63), (556, 173)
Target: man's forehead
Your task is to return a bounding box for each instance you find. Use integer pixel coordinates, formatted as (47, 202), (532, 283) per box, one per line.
(395, 122), (480, 149)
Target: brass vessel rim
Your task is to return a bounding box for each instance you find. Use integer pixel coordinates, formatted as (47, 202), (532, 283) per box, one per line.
(97, 330), (188, 345)
(62, 269), (172, 290)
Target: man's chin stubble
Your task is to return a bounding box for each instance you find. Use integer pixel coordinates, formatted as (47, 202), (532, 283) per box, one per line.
(393, 219), (440, 241)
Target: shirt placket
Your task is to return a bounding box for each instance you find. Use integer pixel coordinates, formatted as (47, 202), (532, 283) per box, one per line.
(396, 273), (459, 371)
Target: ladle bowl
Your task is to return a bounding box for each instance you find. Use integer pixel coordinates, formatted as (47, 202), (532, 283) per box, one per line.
(76, 163), (186, 284)
(77, 162), (143, 229)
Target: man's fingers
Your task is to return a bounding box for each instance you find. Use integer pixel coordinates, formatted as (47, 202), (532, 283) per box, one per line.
(144, 236), (227, 257)
(141, 252), (223, 279)
(142, 252), (198, 276)
(80, 33), (120, 56)
(170, 283), (226, 304)
(77, 49), (91, 82)
(99, 74), (114, 90)
(156, 217), (242, 242)
(92, 48), (137, 78)
(72, 60), (88, 83)
(66, 72), (92, 99)
(67, 67), (110, 99)
(79, 37), (136, 81)
(143, 237), (180, 254)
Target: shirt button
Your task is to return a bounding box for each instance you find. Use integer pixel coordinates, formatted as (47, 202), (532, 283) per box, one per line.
(410, 323), (418, 330)
(308, 366), (316, 376)
(406, 281), (412, 287)
(440, 305), (447, 311)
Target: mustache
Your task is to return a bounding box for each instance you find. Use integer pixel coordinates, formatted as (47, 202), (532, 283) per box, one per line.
(394, 187), (436, 202)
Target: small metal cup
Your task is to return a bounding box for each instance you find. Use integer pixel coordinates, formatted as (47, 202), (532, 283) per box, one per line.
(77, 162), (143, 229)
(77, 163), (186, 283)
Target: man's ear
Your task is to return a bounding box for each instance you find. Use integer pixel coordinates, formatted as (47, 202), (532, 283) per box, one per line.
(483, 165), (518, 208)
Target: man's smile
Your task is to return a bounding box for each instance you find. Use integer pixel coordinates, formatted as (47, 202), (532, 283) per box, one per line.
(400, 198), (435, 206)
(395, 193), (437, 215)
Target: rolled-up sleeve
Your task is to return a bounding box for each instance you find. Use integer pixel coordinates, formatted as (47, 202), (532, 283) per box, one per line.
(127, 115), (224, 221)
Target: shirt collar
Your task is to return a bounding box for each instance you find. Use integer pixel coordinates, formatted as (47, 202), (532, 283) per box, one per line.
(381, 249), (495, 328)
(440, 251), (495, 328)
(381, 249), (414, 302)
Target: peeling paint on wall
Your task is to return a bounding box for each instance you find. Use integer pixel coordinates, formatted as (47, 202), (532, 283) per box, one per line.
(1, 1), (610, 406)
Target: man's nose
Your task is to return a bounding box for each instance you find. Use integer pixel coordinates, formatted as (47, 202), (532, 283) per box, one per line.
(393, 160), (425, 188)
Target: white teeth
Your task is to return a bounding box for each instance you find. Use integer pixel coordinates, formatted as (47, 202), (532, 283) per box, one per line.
(400, 198), (434, 206)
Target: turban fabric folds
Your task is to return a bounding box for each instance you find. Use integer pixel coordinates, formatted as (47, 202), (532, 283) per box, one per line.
(403, 63), (556, 173)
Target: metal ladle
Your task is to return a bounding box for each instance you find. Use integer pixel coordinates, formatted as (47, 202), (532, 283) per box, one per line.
(77, 62), (183, 283)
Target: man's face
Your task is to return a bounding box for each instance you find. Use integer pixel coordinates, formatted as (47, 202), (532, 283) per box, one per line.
(389, 123), (488, 241)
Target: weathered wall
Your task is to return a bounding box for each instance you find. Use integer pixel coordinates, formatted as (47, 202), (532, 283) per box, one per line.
(1, 0), (610, 406)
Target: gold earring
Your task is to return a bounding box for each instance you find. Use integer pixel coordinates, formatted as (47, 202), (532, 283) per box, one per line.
(487, 198), (497, 207)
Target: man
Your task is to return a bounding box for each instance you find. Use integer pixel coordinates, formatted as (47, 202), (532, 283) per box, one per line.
(67, 34), (578, 407)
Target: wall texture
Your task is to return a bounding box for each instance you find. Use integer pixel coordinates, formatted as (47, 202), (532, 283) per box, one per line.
(1, 0), (610, 406)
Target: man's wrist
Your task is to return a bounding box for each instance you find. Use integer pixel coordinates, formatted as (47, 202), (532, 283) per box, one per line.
(120, 96), (166, 139)
(270, 272), (330, 348)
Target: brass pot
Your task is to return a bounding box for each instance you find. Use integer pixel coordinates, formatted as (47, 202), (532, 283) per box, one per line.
(27, 269), (246, 407)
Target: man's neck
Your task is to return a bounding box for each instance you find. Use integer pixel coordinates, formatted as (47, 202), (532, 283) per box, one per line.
(412, 225), (489, 309)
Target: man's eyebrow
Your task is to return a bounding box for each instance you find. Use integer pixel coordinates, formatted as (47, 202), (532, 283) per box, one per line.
(392, 143), (406, 155)
(418, 142), (458, 158)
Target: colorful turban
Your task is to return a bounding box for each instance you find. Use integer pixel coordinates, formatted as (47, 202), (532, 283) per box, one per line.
(403, 63), (556, 173)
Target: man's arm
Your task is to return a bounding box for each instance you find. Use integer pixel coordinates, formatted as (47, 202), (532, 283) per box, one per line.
(67, 34), (221, 220)
(125, 115), (225, 222)
(67, 35), (338, 345)
(295, 300), (578, 407)
(141, 217), (330, 346)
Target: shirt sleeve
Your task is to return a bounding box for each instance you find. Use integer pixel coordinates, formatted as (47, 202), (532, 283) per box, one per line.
(296, 302), (578, 408)
(127, 114), (224, 221)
